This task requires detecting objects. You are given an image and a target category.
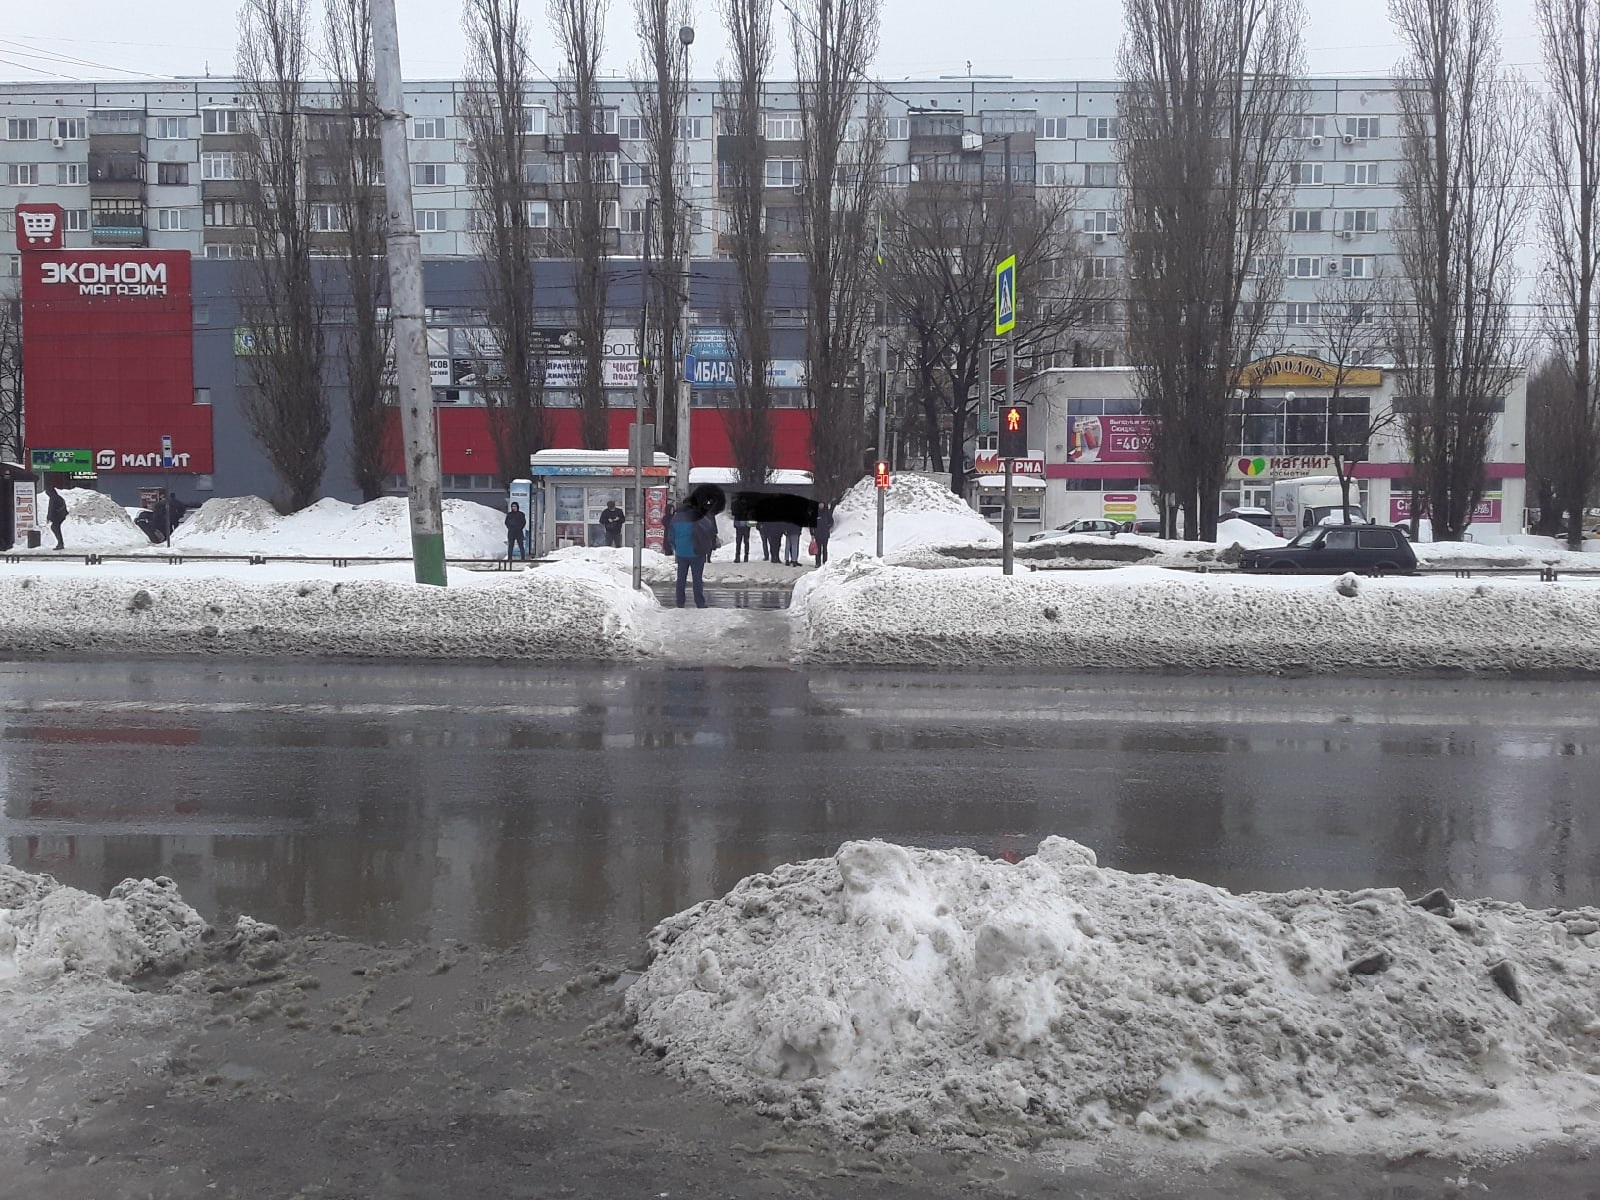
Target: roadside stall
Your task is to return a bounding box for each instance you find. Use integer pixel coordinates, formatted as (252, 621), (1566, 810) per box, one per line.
(526, 449), (674, 558)
(1, 461), (41, 552)
(971, 474), (1046, 541)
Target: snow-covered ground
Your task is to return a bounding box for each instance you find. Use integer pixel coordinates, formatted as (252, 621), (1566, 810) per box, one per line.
(626, 838), (1600, 1162)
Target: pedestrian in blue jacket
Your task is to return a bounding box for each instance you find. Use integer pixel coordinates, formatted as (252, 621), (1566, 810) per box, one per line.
(669, 498), (717, 608)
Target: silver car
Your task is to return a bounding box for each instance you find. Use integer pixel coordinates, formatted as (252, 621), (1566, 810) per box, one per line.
(1027, 518), (1123, 543)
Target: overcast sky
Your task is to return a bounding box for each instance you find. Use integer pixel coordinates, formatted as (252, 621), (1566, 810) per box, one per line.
(0, 0), (1545, 88)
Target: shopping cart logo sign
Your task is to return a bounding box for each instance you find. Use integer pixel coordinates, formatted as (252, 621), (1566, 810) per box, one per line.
(16, 204), (64, 250)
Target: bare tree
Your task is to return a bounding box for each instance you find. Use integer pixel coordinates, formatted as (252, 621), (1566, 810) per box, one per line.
(0, 295), (21, 463)
(884, 171), (1101, 496)
(550, 0), (613, 450)
(1525, 353), (1575, 534)
(791, 0), (884, 503)
(1313, 275), (1402, 519)
(323, 0), (390, 500)
(463, 0), (548, 485)
(1119, 0), (1305, 541)
(632, 0), (692, 457)
(237, 0), (330, 512)
(1537, 0), (1600, 548)
(717, 0), (775, 484)
(1388, 0), (1528, 540)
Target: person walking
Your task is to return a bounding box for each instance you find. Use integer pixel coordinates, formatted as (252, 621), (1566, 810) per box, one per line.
(813, 503), (834, 565)
(43, 483), (67, 550)
(599, 499), (625, 548)
(669, 498), (716, 608)
(505, 501), (527, 561)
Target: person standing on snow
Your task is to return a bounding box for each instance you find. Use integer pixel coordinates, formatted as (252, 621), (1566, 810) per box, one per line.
(669, 498), (717, 608)
(813, 503), (834, 565)
(599, 499), (625, 548)
(505, 501), (527, 561)
(43, 483), (68, 550)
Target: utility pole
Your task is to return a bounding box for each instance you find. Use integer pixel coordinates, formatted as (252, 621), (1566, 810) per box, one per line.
(876, 211), (887, 558)
(372, 0), (446, 586)
(675, 233), (692, 501)
(632, 197), (653, 591)
(1002, 132), (1015, 577)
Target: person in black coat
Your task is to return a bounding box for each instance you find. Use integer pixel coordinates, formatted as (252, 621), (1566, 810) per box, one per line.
(43, 483), (68, 549)
(505, 502), (528, 560)
(813, 503), (834, 565)
(599, 499), (625, 548)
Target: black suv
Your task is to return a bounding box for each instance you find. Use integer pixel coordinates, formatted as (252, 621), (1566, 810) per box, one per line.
(1238, 523), (1417, 575)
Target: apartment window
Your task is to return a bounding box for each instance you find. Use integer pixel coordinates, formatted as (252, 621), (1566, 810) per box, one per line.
(1294, 163), (1323, 185)
(619, 162), (650, 187)
(1344, 162), (1379, 186)
(7, 118), (39, 141)
(521, 106), (547, 135)
(311, 204), (346, 232)
(1083, 300), (1117, 326)
(416, 208), (446, 232)
(150, 207), (187, 231)
(526, 199), (549, 228)
(6, 165), (39, 186)
(1083, 162), (1118, 187)
(764, 206), (801, 234)
(1286, 255), (1321, 278)
(203, 242), (251, 258)
(201, 108), (241, 134)
(1035, 163), (1069, 186)
(765, 114), (804, 141)
(1289, 208), (1323, 233)
(563, 153), (618, 183)
(157, 162), (189, 185)
(200, 152), (240, 180)
(1341, 208), (1379, 234)
(618, 116), (645, 140)
(1086, 116), (1119, 140)
(1298, 115), (1326, 139)
(64, 209), (89, 231)
(982, 111), (1036, 135)
(621, 207), (647, 234)
(154, 116), (188, 139)
(58, 163), (87, 185)
(412, 163), (446, 186)
(1038, 116), (1072, 139)
(195, 387), (212, 405)
(764, 158), (804, 188)
(410, 117), (447, 139)
(882, 116), (909, 140)
(1341, 254), (1376, 278)
(4, 254), (19, 277)
(1083, 210), (1120, 235)
(1285, 302), (1320, 325)
(883, 163), (917, 187)
(1086, 256), (1120, 280)
(204, 200), (248, 227)
(1345, 116), (1381, 140)
(565, 107), (618, 135)
(678, 117), (705, 140)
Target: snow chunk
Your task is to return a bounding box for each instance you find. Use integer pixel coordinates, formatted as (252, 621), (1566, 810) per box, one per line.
(0, 874), (206, 980)
(627, 840), (1600, 1157)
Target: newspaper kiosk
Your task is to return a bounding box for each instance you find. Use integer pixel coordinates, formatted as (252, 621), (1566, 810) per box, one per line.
(526, 449), (674, 558)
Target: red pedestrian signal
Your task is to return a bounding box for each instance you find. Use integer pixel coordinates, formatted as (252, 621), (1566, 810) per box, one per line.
(874, 460), (891, 490)
(998, 405), (1029, 459)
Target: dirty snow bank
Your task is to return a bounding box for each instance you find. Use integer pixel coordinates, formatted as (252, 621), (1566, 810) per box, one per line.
(829, 474), (999, 559)
(789, 556), (1600, 673)
(0, 564), (651, 660)
(627, 838), (1600, 1159)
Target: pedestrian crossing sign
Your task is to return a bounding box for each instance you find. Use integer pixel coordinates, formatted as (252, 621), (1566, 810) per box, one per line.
(995, 255), (1017, 336)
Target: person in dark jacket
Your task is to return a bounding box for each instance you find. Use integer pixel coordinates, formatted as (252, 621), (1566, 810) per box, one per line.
(43, 483), (68, 549)
(505, 501), (527, 560)
(813, 503), (834, 565)
(598, 499), (625, 548)
(757, 519), (780, 563)
(669, 498), (717, 608)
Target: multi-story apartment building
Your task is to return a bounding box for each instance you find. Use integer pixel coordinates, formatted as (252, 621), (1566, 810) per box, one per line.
(9, 73), (1515, 535)
(3, 73), (1403, 353)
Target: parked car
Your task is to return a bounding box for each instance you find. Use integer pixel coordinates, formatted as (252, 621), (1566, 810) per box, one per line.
(1238, 523), (1417, 575)
(1220, 507), (1275, 531)
(1122, 518), (1164, 536)
(1027, 518), (1123, 543)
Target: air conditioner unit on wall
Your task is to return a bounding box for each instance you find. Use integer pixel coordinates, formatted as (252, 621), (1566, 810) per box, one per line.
(51, 136), (65, 149)
(1337, 229), (1353, 240)
(1310, 135), (1323, 148)
(1343, 133), (1355, 145)
(1093, 231), (1107, 243)
(1327, 260), (1340, 274)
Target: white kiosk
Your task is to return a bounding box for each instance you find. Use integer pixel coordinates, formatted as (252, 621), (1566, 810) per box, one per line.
(526, 449), (674, 557)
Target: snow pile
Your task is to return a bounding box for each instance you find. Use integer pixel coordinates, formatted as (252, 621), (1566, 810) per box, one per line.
(5, 488), (149, 552)
(0, 563), (651, 660)
(167, 496), (507, 559)
(830, 474), (999, 559)
(627, 838), (1600, 1157)
(791, 557), (1600, 672)
(0, 868), (207, 981)
(546, 543), (678, 583)
(1213, 518), (1283, 549)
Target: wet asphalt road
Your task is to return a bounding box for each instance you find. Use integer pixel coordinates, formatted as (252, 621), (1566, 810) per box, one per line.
(2, 658), (1596, 964)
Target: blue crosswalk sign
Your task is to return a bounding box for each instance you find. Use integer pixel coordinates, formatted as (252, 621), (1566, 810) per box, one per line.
(995, 255), (1017, 336)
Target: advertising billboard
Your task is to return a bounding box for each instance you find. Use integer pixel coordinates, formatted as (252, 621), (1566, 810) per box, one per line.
(1065, 415), (1157, 465)
(20, 228), (209, 474)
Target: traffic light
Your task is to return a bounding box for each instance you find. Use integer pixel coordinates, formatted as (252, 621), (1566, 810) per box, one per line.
(874, 460), (891, 490)
(998, 404), (1028, 460)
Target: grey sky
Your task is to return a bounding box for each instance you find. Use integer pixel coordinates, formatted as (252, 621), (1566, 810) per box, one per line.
(1, 0), (1544, 87)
